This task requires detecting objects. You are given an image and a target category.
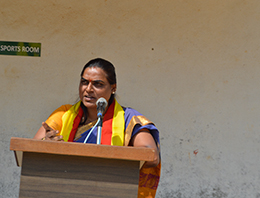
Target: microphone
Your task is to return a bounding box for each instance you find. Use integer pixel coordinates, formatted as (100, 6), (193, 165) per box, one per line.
(96, 97), (107, 145)
(96, 97), (108, 117)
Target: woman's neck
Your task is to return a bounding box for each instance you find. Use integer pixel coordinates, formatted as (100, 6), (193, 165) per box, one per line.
(87, 108), (98, 121)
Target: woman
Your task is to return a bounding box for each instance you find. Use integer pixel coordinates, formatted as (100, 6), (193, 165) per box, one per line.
(34, 58), (161, 198)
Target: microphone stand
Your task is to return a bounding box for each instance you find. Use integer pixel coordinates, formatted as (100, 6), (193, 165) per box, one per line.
(95, 97), (107, 145)
(96, 113), (103, 145)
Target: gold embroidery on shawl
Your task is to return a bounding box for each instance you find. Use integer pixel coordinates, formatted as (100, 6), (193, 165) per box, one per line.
(74, 120), (97, 141)
(124, 115), (153, 146)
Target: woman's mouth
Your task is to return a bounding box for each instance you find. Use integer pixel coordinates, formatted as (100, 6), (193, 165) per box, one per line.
(83, 96), (96, 101)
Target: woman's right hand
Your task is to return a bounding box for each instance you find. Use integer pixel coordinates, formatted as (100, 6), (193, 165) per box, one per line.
(42, 122), (63, 141)
(33, 122), (63, 141)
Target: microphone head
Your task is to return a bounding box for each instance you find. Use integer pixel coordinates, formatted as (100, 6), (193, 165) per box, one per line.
(96, 97), (108, 117)
(96, 97), (108, 107)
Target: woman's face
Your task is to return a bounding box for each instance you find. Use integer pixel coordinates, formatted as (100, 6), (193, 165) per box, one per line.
(79, 67), (116, 110)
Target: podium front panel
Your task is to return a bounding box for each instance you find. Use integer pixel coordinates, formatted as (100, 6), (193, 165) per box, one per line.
(19, 152), (140, 198)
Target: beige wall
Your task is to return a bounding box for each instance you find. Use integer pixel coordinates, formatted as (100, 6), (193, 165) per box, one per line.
(1, 0), (260, 197)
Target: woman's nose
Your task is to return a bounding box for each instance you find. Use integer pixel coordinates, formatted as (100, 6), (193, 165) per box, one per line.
(85, 83), (93, 92)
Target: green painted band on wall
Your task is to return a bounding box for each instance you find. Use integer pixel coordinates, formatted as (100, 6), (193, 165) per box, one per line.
(0, 41), (41, 57)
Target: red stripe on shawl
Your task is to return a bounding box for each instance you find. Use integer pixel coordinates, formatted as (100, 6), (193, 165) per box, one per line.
(68, 106), (83, 142)
(101, 100), (115, 145)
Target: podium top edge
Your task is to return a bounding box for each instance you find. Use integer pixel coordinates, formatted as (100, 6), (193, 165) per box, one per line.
(10, 137), (155, 162)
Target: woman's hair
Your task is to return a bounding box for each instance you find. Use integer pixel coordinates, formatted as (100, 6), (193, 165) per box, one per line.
(80, 58), (117, 85)
(80, 58), (117, 124)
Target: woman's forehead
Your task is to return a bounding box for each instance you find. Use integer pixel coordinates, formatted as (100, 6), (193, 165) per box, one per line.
(82, 67), (108, 80)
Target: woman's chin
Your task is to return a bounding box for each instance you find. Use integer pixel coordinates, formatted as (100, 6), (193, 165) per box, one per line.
(82, 101), (96, 109)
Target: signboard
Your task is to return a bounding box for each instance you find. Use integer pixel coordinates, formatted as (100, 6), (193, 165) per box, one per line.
(0, 41), (41, 57)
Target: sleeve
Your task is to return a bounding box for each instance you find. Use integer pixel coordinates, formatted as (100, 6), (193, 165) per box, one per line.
(45, 104), (72, 131)
(124, 107), (160, 146)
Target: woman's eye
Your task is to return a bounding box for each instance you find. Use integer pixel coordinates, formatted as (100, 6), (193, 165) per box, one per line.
(93, 82), (103, 87)
(81, 80), (89, 85)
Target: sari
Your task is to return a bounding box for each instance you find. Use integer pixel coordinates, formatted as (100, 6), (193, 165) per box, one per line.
(45, 99), (161, 198)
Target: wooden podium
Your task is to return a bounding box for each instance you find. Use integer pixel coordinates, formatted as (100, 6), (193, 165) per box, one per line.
(10, 137), (156, 198)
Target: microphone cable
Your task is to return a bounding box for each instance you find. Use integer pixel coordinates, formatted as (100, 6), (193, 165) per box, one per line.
(83, 117), (101, 144)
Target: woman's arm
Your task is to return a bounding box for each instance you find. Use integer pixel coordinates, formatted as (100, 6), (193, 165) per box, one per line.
(33, 122), (63, 141)
(34, 104), (71, 140)
(129, 129), (160, 168)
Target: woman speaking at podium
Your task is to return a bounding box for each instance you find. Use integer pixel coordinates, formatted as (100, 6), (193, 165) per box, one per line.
(34, 58), (161, 198)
